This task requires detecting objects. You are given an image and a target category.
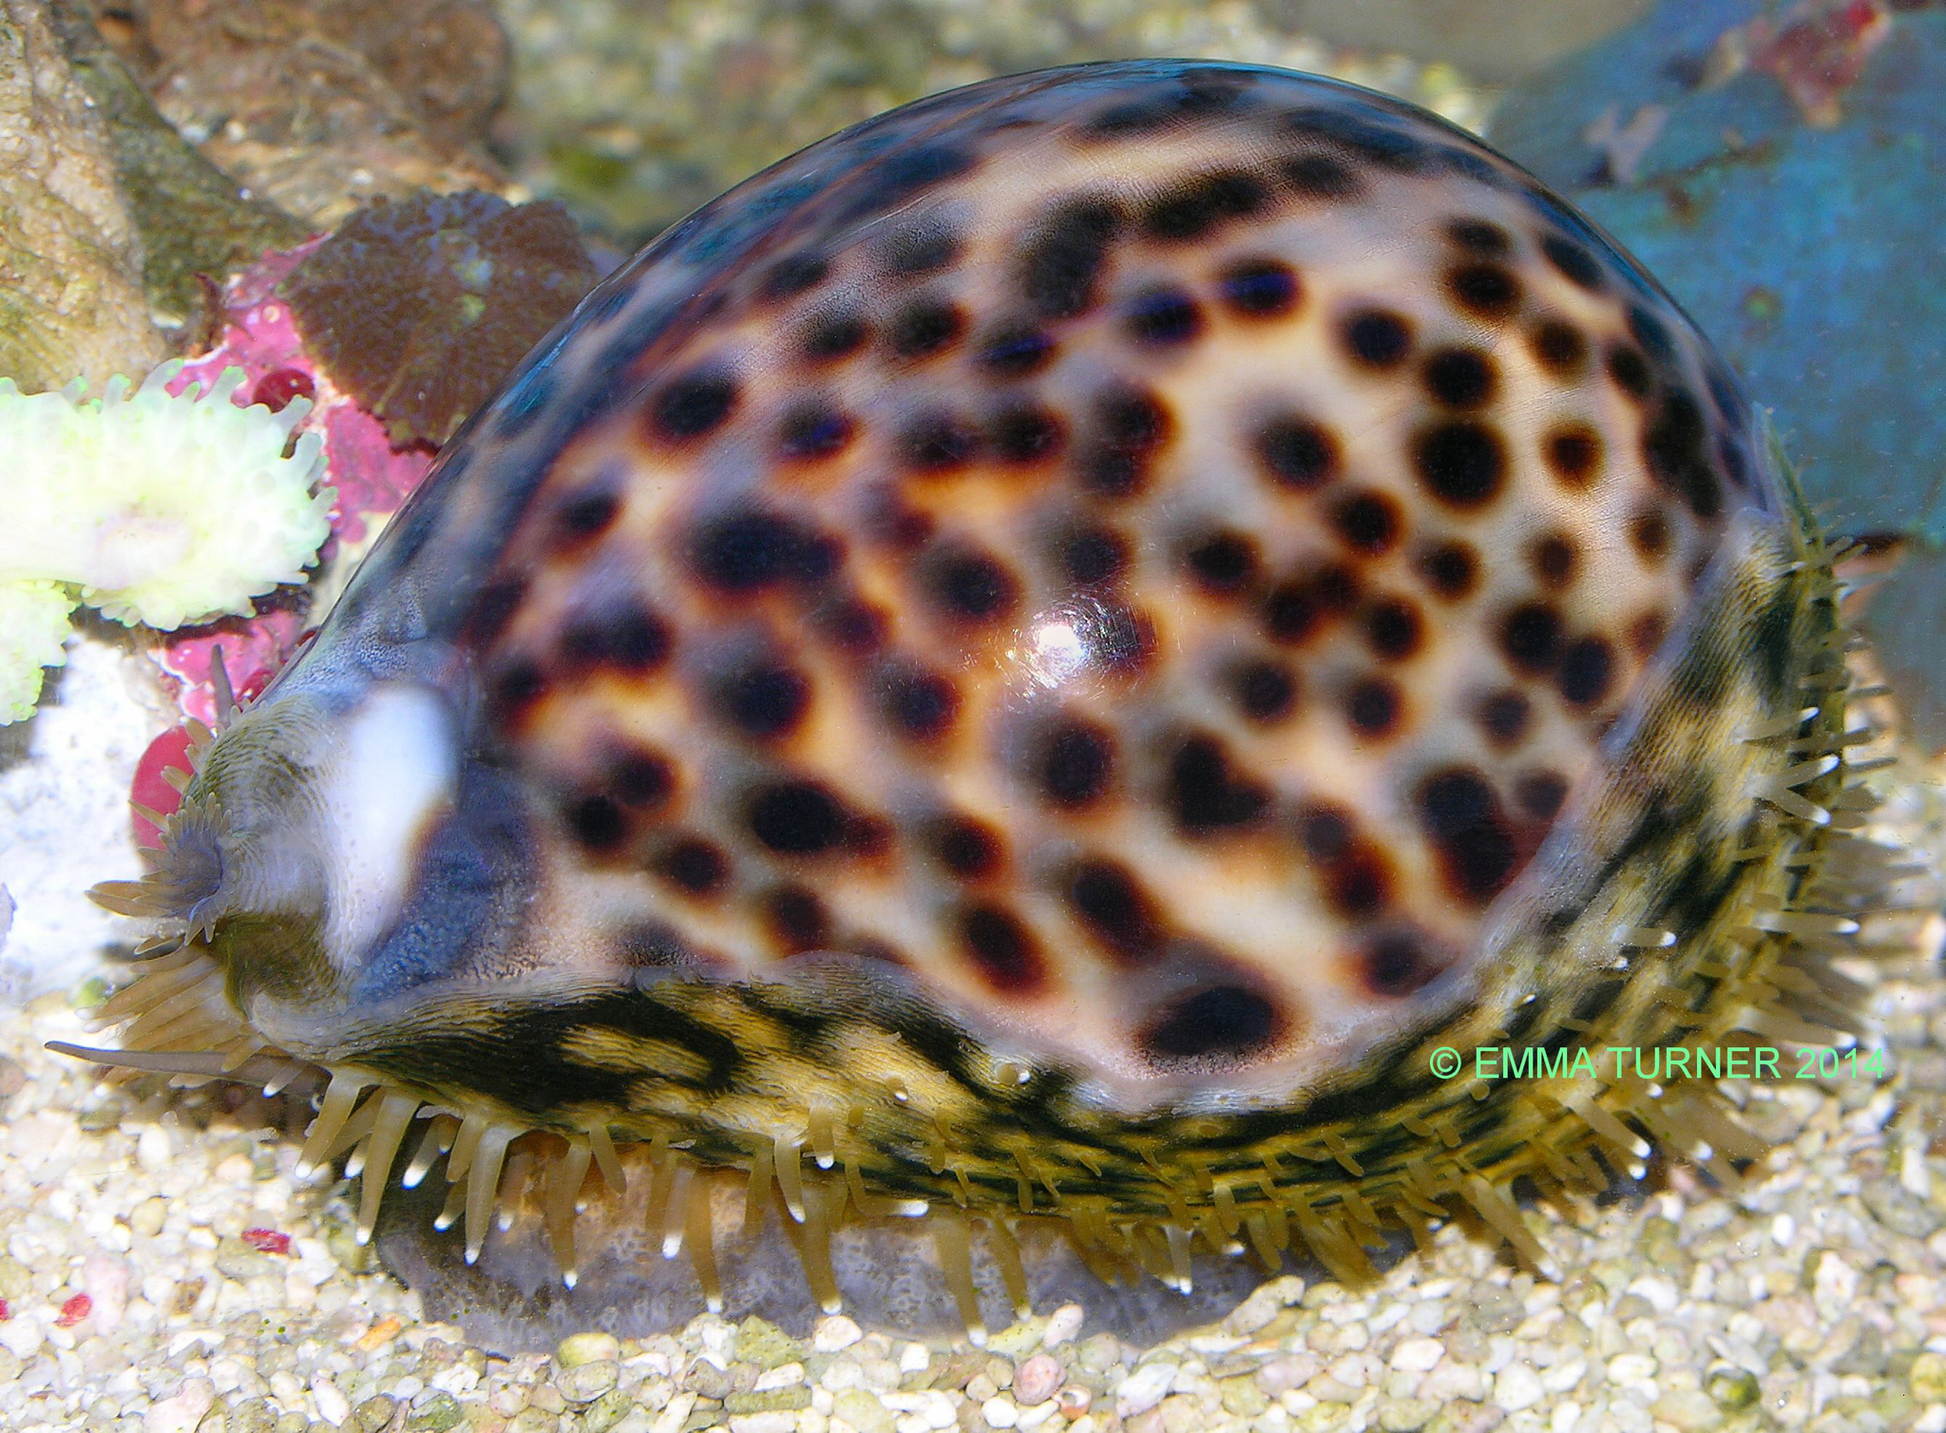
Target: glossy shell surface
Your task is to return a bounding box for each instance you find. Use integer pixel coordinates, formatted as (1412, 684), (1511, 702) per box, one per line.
(88, 62), (1866, 1341)
(323, 61), (1766, 1088)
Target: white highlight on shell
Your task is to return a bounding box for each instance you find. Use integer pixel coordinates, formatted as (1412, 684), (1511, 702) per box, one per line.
(315, 684), (460, 974)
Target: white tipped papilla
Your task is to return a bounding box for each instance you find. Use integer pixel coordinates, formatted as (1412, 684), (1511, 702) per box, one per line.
(986, 1215), (1031, 1318)
(402, 1114), (458, 1187)
(1560, 1091), (1652, 1161)
(684, 1171), (724, 1313)
(297, 1071), (372, 1177)
(543, 1138), (594, 1286)
(588, 1124), (626, 1194)
(932, 1207), (986, 1345)
(463, 1125), (517, 1263)
(498, 1149), (532, 1233)
(1163, 1221), (1194, 1293)
(446, 1111), (491, 1184)
(354, 1090), (423, 1243)
(660, 1161), (693, 1259)
(1460, 1176), (1554, 1277)
(773, 1133), (807, 1223)
(807, 1105), (837, 1170)
(796, 1177), (843, 1315)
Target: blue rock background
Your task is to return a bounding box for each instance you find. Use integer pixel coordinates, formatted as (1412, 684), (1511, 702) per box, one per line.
(1491, 0), (1946, 736)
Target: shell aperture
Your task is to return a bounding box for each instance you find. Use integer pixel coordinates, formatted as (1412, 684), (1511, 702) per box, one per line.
(80, 61), (1874, 1340)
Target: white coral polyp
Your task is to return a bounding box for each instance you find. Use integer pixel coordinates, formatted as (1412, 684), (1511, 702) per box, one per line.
(0, 363), (334, 631)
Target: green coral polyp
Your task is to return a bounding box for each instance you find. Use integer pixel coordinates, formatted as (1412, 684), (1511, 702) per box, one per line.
(0, 361), (333, 720)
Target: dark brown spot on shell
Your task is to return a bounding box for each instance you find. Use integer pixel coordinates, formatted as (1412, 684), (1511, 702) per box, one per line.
(890, 297), (967, 359)
(930, 814), (1004, 879)
(1166, 733), (1270, 835)
(1445, 261), (1521, 318)
(1446, 217), (1511, 255)
(1421, 347), (1497, 408)
(778, 401), (855, 461)
(1059, 523), (1130, 586)
(924, 544), (1019, 624)
(1499, 601), (1562, 674)
(760, 252), (830, 301)
(801, 311), (869, 363)
(1642, 389), (1721, 520)
(1516, 770), (1570, 821)
(1629, 611), (1669, 657)
(1184, 531), (1260, 595)
(1529, 532), (1579, 588)
(1544, 424), (1601, 488)
(1079, 383), (1171, 497)
(1341, 307), (1412, 369)
(1477, 689), (1531, 747)
(1362, 597), (1424, 660)
(487, 657), (546, 721)
(958, 904), (1047, 995)
(1629, 506), (1671, 562)
(1230, 658), (1298, 723)
(1124, 286), (1205, 347)
(899, 410), (982, 473)
(764, 885), (830, 953)
(1361, 928), (1444, 996)
(1217, 258), (1301, 318)
(1037, 716), (1116, 808)
(1605, 342), (1652, 399)
(1280, 152), (1362, 199)
(1140, 983), (1283, 1066)
(977, 325), (1057, 377)
(713, 658), (811, 739)
(1333, 490), (1402, 553)
(878, 663), (960, 740)
(649, 367), (738, 441)
(748, 780), (852, 856)
(1262, 563), (1359, 644)
(1556, 635), (1616, 706)
(816, 595), (891, 654)
(1416, 767), (1518, 905)
(1324, 843), (1394, 919)
(560, 600), (673, 674)
(1065, 858), (1164, 963)
(1296, 802), (1354, 862)
(1141, 170), (1269, 241)
(1528, 317), (1587, 377)
(1415, 540), (1479, 600)
(879, 219), (964, 277)
(1345, 675), (1403, 738)
(1255, 413), (1340, 490)
(566, 794), (627, 852)
(554, 489), (621, 544)
(1414, 421), (1505, 508)
(609, 747), (675, 809)
(1019, 196), (1124, 320)
(990, 400), (1066, 465)
(690, 511), (833, 593)
(1539, 233), (1605, 290)
(658, 838), (730, 897)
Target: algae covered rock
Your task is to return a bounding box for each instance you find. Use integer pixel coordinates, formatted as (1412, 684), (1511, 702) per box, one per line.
(0, 0), (165, 391)
(1491, 0), (1946, 732)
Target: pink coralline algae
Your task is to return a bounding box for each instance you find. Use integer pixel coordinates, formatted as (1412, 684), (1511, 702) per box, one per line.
(130, 193), (595, 842)
(1719, 0), (1893, 127)
(150, 241), (435, 719)
(134, 241), (436, 837)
